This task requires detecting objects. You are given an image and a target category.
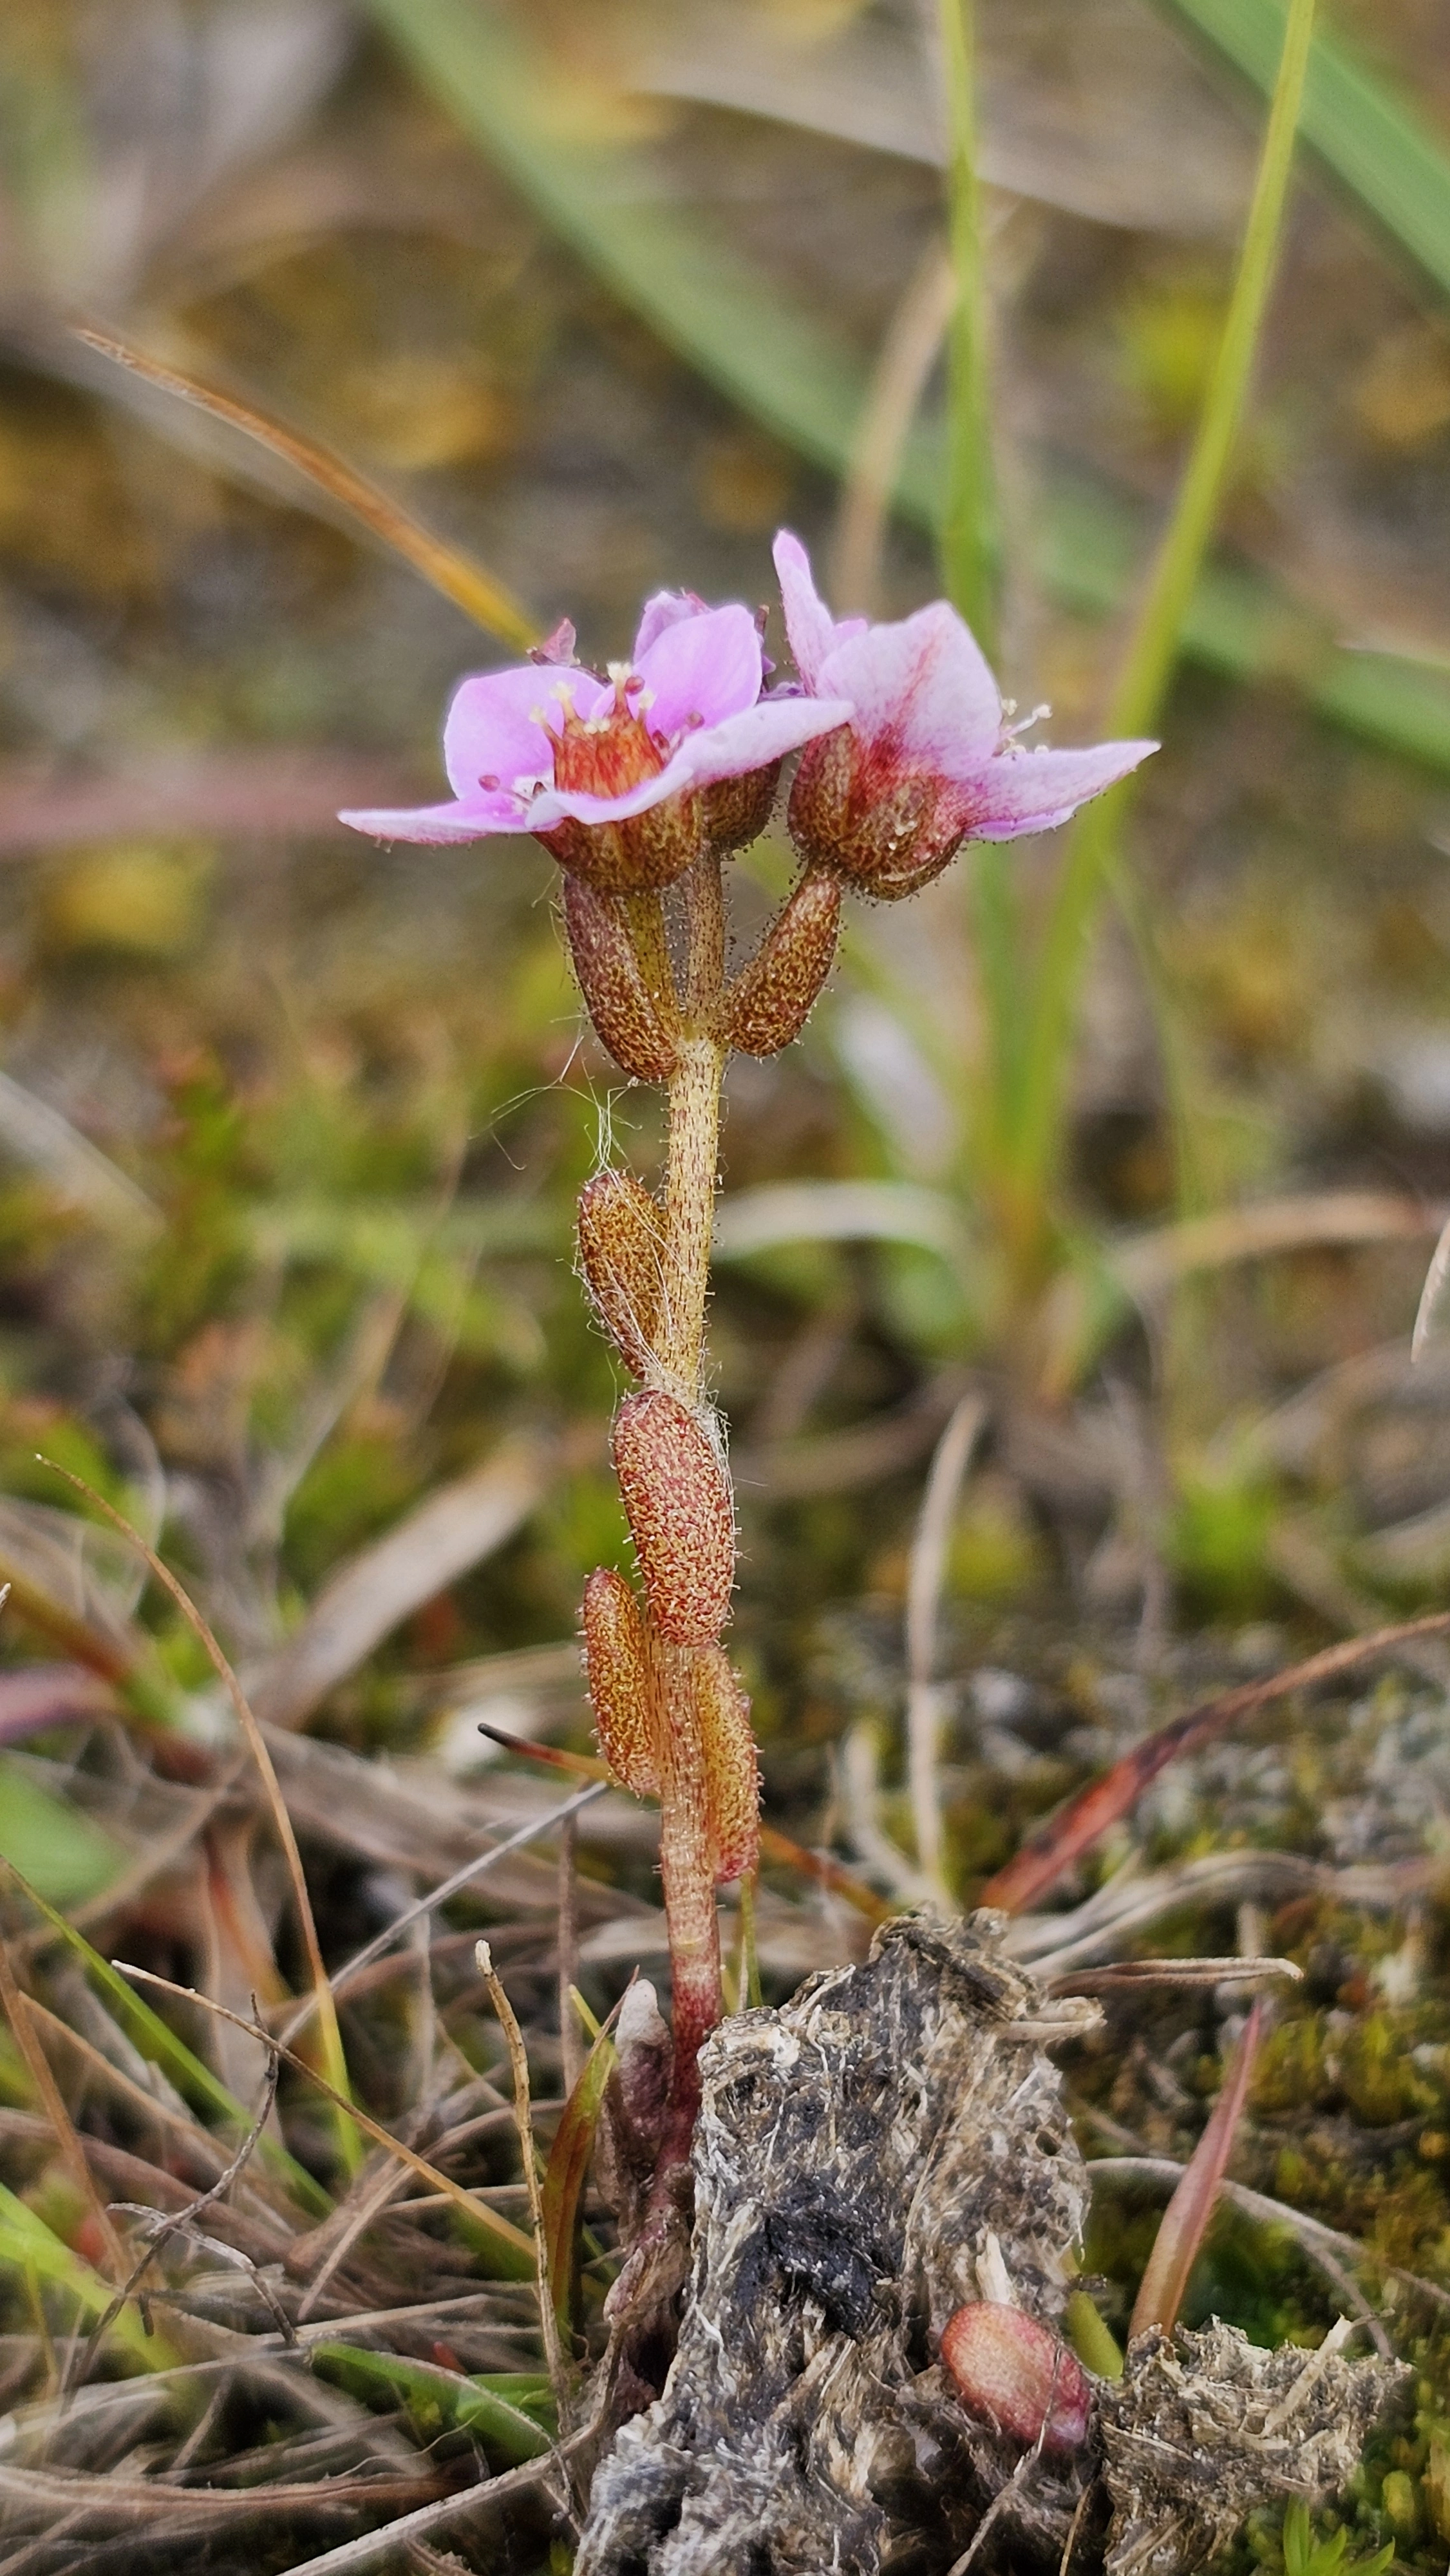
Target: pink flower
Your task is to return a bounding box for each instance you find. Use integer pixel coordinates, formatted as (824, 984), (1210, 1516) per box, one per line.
(341, 591), (852, 894)
(773, 531), (1157, 899)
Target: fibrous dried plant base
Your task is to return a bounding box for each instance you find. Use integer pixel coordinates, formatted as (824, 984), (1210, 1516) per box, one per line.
(578, 1911), (1095, 2576)
(1099, 2320), (1409, 2576)
(577, 1913), (1408, 2576)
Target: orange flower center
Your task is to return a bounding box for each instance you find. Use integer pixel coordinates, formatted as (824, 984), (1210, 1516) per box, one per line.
(549, 677), (670, 800)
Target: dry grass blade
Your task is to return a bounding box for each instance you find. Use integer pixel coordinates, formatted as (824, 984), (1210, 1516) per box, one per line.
(250, 1432), (556, 1731)
(42, 1459), (361, 2175)
(0, 748), (419, 855)
(981, 1610), (1450, 1914)
(268, 2439), (585, 2576)
(6, 1855), (329, 2215)
(1129, 2001), (1263, 2339)
(1413, 1210), (1450, 1359)
(1113, 1189), (1447, 1302)
(476, 1940), (569, 2413)
(71, 324), (536, 650)
(0, 1070), (161, 1236)
(904, 1392), (988, 1893)
(0, 1900), (126, 2277)
(1010, 1847), (1435, 1975)
(113, 1967), (535, 2273)
(1050, 1956), (1301, 1994)
(831, 239), (956, 616)
(279, 1778), (610, 2045)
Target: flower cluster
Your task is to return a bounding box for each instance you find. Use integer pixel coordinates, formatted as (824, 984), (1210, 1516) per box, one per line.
(343, 533), (1154, 1047)
(343, 539), (1154, 2245)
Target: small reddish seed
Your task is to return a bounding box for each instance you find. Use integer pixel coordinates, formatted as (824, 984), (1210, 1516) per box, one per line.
(612, 1392), (735, 1645)
(940, 2302), (1091, 2456)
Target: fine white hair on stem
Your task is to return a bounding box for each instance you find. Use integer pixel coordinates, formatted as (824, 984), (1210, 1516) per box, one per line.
(904, 1390), (988, 1893)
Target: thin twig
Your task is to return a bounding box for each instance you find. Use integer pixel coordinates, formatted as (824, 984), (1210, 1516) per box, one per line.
(476, 1940), (570, 2413)
(1058, 2479), (1094, 2576)
(113, 1967), (534, 2267)
(72, 2057), (285, 2382)
(40, 1461), (360, 2168)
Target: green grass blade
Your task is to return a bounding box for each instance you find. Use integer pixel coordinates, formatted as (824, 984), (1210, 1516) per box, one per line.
(1158, 0), (1450, 303)
(3, 1859), (332, 2217)
(310, 2342), (553, 2463)
(936, 0), (997, 649)
(362, 0), (871, 480)
(0, 2181), (178, 2367)
(0, 1761), (126, 1909)
(1012, 0), (1317, 1216)
(361, 0), (1450, 785)
(540, 2020), (616, 2335)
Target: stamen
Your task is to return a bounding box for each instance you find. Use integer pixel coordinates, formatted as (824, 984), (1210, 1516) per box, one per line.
(1005, 702), (1051, 741)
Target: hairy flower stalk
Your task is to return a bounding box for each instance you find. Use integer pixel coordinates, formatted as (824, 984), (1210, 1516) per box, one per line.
(343, 539), (1151, 2273)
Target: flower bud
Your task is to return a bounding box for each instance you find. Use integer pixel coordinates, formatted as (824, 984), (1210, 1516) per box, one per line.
(694, 1644), (760, 1883)
(582, 1566), (658, 1795)
(702, 760), (782, 854)
(788, 727), (965, 901)
(563, 877), (679, 1083)
(612, 1392), (735, 1645)
(940, 2303), (1091, 2456)
(612, 1977), (673, 2155)
(721, 871), (841, 1057)
(578, 1170), (664, 1380)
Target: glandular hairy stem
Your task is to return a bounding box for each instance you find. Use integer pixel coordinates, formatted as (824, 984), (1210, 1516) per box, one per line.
(658, 1032), (723, 1397)
(652, 1637), (721, 2155)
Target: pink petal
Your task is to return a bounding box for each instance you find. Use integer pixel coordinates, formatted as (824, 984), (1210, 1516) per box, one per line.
(665, 692), (855, 792)
(772, 529), (865, 690)
(527, 694), (854, 831)
(970, 737), (1158, 840)
(339, 795), (530, 845)
(634, 589), (710, 658)
(637, 603), (761, 737)
(817, 601), (1001, 771)
(442, 665), (608, 802)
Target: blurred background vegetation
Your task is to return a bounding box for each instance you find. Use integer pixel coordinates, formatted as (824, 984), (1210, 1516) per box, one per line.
(5, 1), (1450, 2564)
